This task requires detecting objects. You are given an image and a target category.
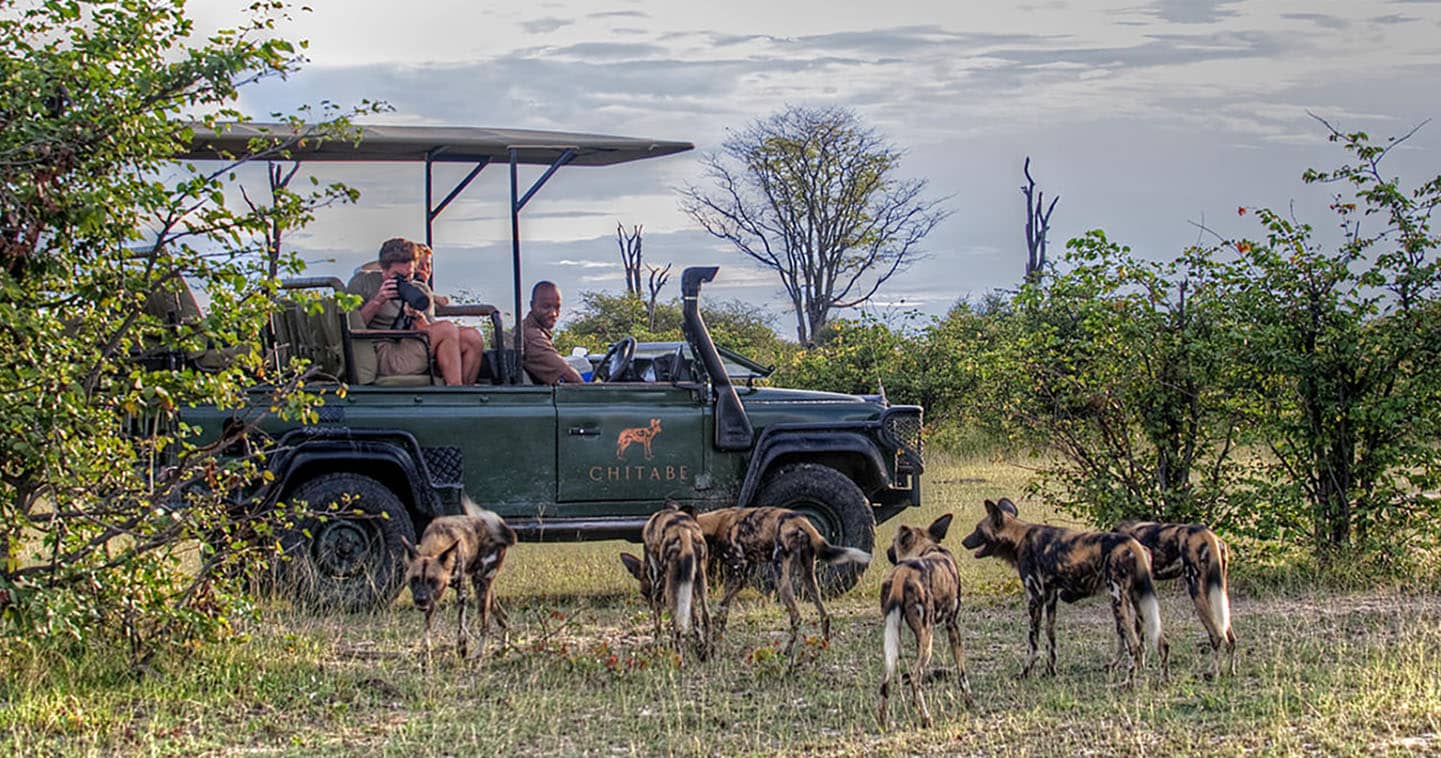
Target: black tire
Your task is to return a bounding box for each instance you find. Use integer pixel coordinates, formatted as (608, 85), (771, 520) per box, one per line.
(754, 463), (875, 598)
(275, 473), (415, 612)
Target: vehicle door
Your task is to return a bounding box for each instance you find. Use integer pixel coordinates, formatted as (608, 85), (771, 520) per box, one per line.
(554, 382), (708, 512)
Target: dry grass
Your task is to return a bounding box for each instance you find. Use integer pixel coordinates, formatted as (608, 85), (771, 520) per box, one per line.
(3, 452), (1439, 756)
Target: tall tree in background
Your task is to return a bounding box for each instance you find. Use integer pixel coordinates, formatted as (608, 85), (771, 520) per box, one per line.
(1022, 156), (1059, 283)
(680, 105), (949, 345)
(616, 223), (643, 296)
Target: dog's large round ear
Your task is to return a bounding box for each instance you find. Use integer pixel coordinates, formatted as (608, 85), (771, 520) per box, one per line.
(928, 513), (954, 541)
(997, 497), (1019, 517)
(896, 526), (916, 554)
(400, 536), (418, 561)
(619, 552), (645, 581)
(984, 499), (1006, 528)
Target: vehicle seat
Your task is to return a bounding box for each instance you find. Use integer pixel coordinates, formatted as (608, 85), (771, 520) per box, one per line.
(141, 276), (240, 372)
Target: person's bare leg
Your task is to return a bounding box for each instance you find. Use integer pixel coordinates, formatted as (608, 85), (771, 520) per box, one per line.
(458, 326), (484, 384)
(428, 321), (463, 385)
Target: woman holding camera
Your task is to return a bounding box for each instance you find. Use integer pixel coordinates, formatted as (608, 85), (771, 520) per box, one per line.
(348, 237), (482, 385)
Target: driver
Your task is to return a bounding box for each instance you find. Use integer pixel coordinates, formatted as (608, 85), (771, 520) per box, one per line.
(522, 280), (585, 384)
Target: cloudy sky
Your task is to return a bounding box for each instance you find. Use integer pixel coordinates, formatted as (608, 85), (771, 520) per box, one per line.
(191, 0), (1441, 333)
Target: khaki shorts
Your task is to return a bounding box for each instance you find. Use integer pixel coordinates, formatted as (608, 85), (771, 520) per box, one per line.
(376, 339), (430, 377)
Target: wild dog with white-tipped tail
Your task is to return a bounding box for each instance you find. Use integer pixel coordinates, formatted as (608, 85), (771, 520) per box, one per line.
(877, 513), (974, 729)
(402, 496), (516, 662)
(960, 498), (1169, 687)
(695, 506), (870, 663)
(1114, 520), (1235, 679)
(620, 501), (713, 662)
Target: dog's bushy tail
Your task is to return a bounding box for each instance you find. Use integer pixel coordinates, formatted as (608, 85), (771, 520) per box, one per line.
(798, 518), (870, 566)
(1203, 531), (1231, 638)
(1131, 546), (1166, 658)
(882, 606), (901, 683)
(817, 542), (871, 566)
(672, 550), (696, 633)
(462, 495), (516, 546)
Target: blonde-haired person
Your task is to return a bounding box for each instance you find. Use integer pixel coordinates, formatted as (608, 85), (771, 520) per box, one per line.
(346, 238), (482, 385)
(411, 243), (485, 379)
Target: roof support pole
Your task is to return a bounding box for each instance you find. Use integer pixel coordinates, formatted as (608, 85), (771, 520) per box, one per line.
(509, 147), (578, 383)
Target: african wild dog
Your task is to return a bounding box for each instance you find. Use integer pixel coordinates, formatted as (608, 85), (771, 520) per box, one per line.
(402, 497), (516, 662)
(620, 501), (712, 661)
(1114, 520), (1235, 679)
(877, 514), (974, 729)
(695, 506), (870, 662)
(960, 498), (1169, 686)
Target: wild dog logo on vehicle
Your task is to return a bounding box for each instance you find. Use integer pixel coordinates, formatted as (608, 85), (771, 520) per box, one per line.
(588, 418), (689, 483)
(616, 418), (662, 460)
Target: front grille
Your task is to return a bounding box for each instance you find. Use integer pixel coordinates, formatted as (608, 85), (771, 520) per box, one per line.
(882, 408), (924, 475)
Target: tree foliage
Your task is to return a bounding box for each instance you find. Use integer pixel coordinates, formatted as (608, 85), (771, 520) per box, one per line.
(1223, 121), (1441, 565)
(0, 0), (364, 660)
(553, 291), (793, 370)
(679, 105), (949, 345)
(988, 234), (1252, 530)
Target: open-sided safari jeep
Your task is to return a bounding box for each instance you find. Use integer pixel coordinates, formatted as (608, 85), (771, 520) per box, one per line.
(175, 124), (925, 610)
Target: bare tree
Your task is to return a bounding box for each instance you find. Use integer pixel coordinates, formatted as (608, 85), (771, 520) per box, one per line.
(680, 106), (949, 345)
(241, 160), (300, 279)
(646, 262), (672, 331)
(617, 223), (643, 297)
(1022, 156), (1059, 284)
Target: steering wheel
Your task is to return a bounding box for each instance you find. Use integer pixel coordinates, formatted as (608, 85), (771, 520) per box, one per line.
(593, 336), (637, 382)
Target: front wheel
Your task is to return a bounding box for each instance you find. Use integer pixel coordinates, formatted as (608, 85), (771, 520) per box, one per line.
(754, 463), (875, 597)
(274, 473), (415, 612)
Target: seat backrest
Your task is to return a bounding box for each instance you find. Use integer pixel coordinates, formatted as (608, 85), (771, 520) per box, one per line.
(272, 291), (348, 381)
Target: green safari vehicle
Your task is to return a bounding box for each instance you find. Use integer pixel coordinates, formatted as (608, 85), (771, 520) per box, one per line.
(174, 124), (925, 610)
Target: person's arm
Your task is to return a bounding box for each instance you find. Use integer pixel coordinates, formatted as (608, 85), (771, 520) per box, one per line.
(523, 324), (584, 384)
(358, 277), (398, 326)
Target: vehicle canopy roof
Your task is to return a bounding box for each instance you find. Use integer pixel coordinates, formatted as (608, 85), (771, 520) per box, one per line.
(177, 121), (694, 385)
(177, 123), (693, 166)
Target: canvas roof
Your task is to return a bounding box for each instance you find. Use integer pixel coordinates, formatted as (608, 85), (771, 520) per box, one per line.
(178, 123), (693, 166)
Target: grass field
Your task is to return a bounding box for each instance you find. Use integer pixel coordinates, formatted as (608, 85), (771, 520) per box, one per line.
(2, 453), (1439, 755)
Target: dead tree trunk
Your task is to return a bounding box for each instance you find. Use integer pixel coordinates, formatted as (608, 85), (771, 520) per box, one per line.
(646, 263), (672, 331)
(617, 223), (643, 297)
(1022, 157), (1059, 284)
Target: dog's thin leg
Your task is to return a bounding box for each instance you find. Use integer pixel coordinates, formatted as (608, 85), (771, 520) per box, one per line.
(422, 609), (436, 671)
(474, 573), (494, 659)
(908, 610), (934, 728)
(1020, 584), (1044, 678)
(691, 558), (712, 662)
(455, 578), (470, 660)
(491, 595), (511, 650)
(800, 550), (831, 644)
(878, 664), (893, 730)
(1111, 582), (1140, 688)
(1188, 570), (1226, 681)
(714, 545), (747, 636)
(945, 616), (975, 708)
(776, 552), (802, 663)
(1044, 591), (1059, 677)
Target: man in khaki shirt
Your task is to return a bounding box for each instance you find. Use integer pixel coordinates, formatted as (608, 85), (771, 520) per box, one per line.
(522, 281), (585, 384)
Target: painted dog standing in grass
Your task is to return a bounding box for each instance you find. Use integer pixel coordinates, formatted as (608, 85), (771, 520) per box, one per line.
(696, 506), (870, 662)
(402, 496), (516, 662)
(620, 501), (713, 662)
(1114, 520), (1235, 679)
(877, 513), (974, 729)
(960, 498), (1169, 687)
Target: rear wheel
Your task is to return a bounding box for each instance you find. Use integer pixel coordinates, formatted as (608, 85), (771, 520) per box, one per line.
(274, 473), (415, 612)
(754, 463), (875, 597)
